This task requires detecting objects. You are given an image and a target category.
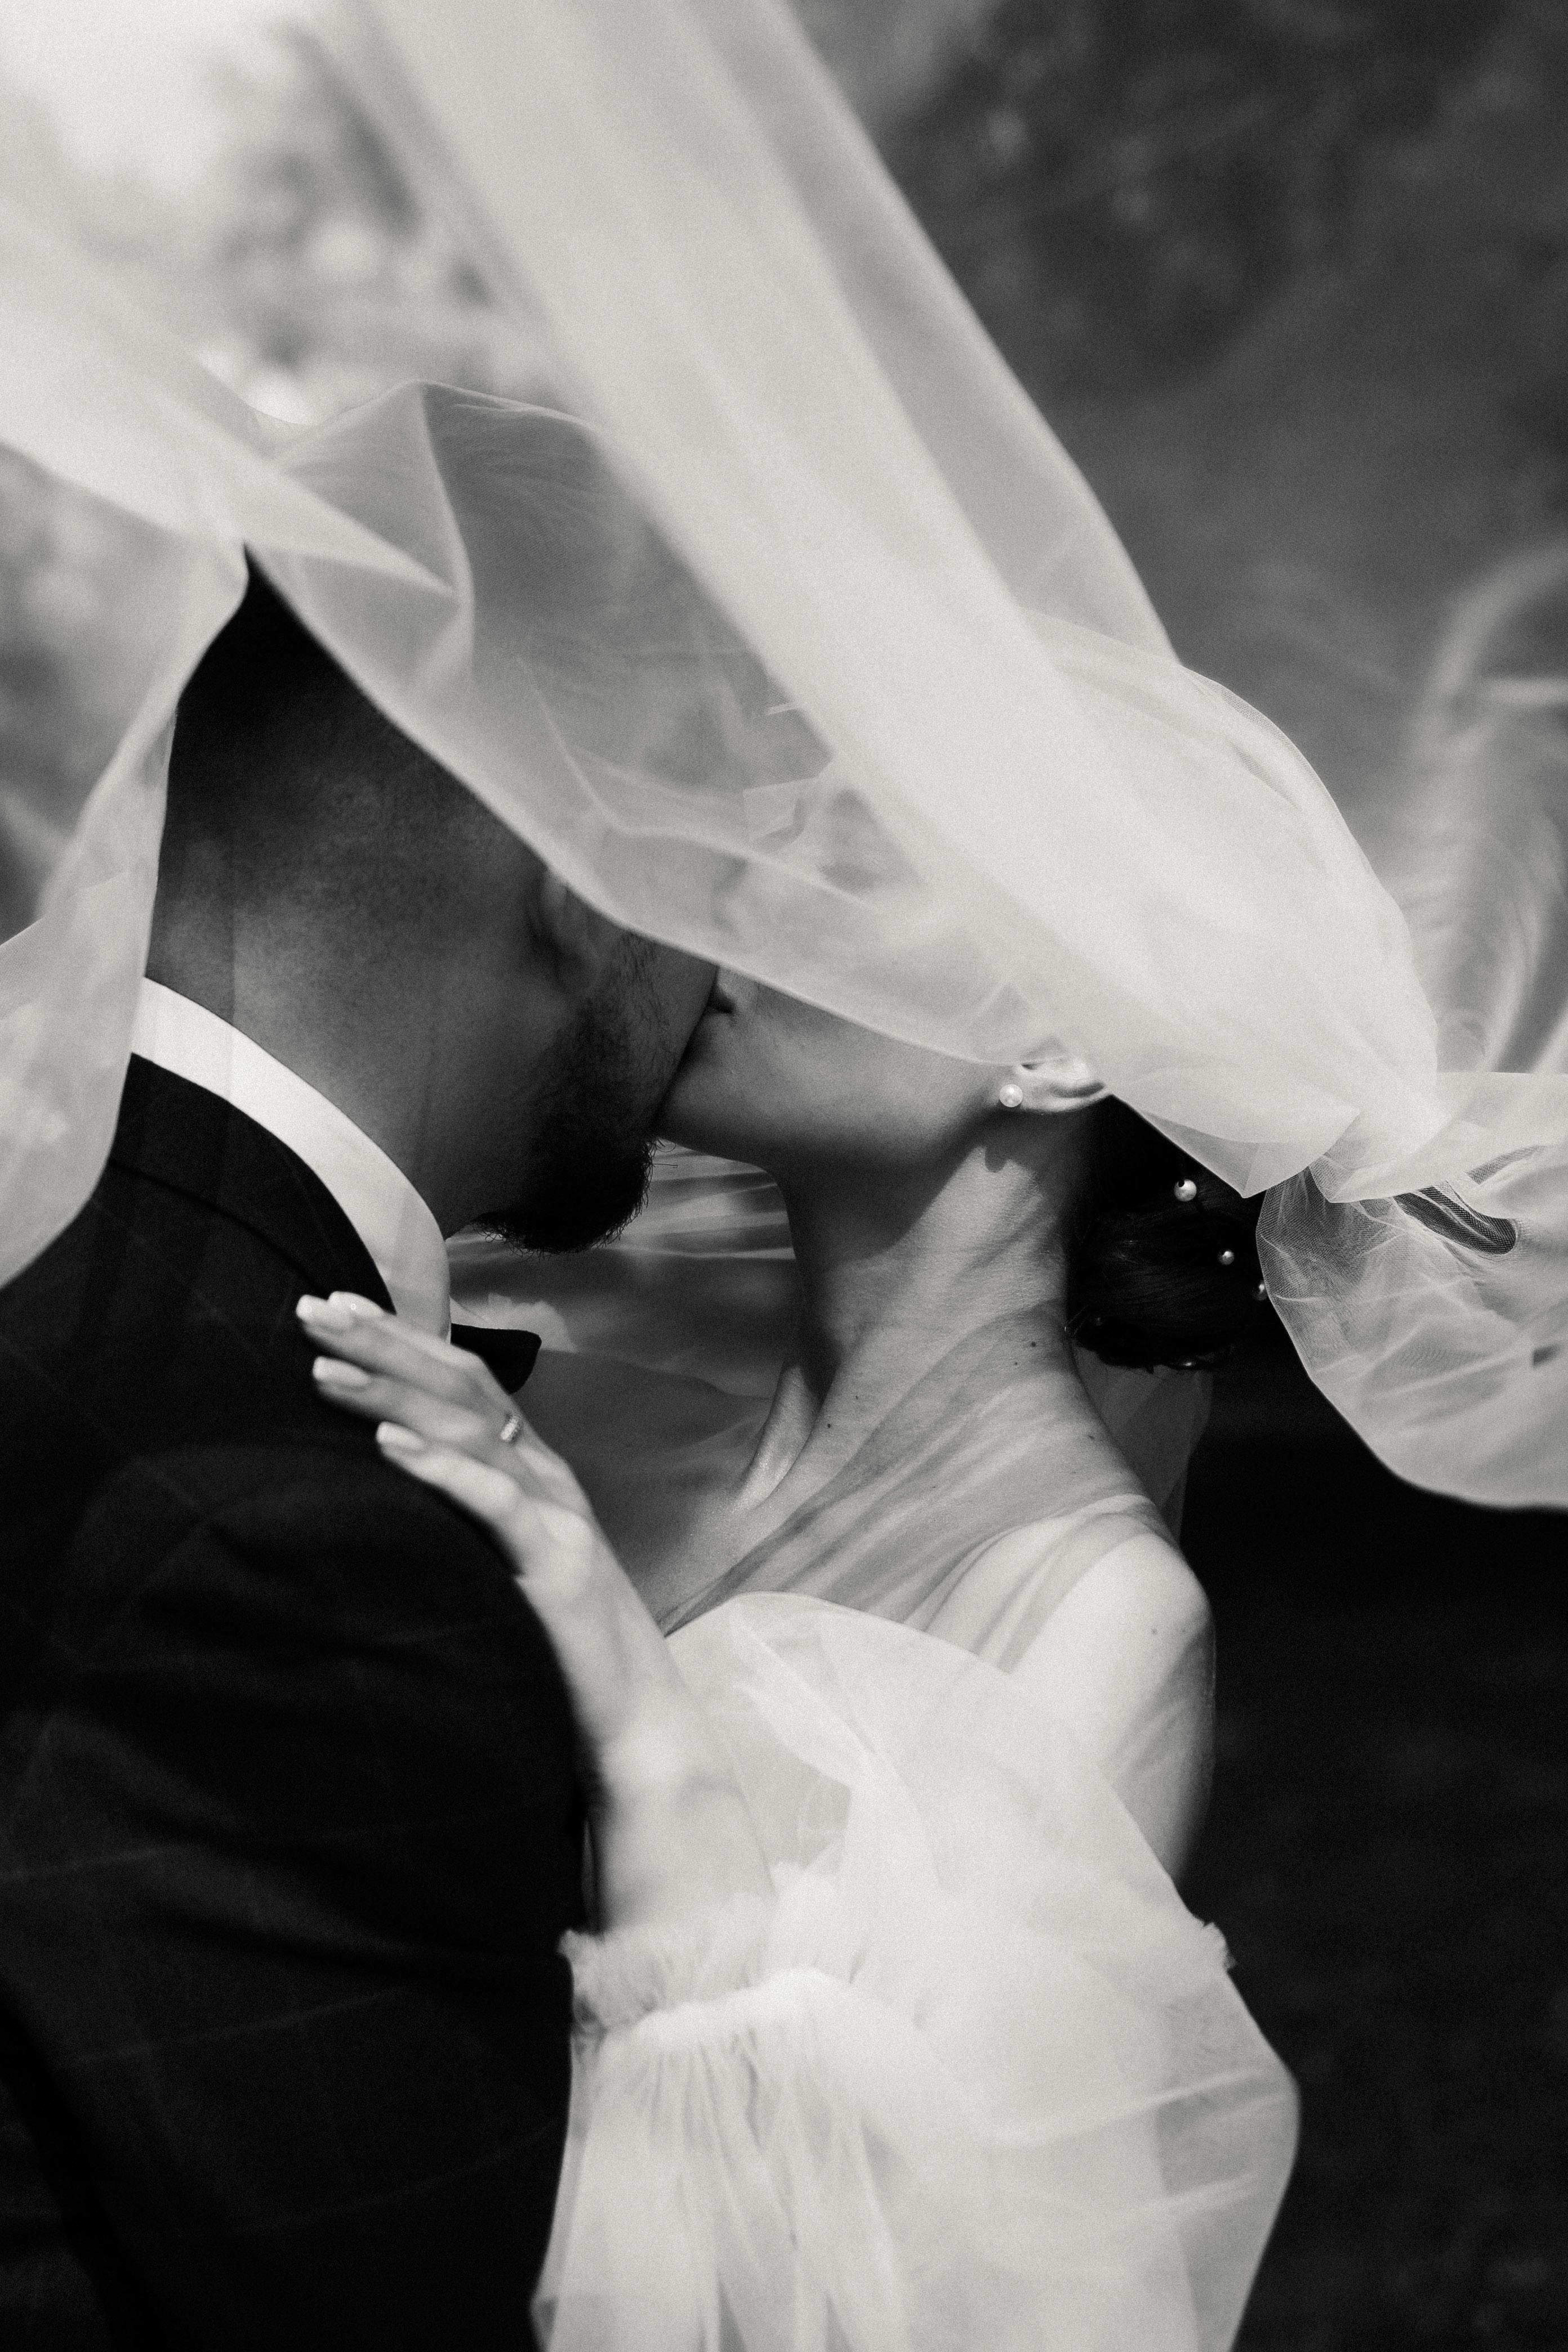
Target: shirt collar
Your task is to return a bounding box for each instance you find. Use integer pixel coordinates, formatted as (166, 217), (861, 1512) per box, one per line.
(130, 979), (451, 1336)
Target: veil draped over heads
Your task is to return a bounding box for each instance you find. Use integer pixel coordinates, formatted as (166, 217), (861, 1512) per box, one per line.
(1, 0), (1565, 1504)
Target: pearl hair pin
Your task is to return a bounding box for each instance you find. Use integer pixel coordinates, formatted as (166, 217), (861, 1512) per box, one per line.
(998, 1081), (1024, 1110)
(1173, 1176), (1198, 1202)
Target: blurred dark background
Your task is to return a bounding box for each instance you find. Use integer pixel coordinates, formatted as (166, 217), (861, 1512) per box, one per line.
(1186, 1334), (1565, 2350)
(2, 2), (1565, 2340)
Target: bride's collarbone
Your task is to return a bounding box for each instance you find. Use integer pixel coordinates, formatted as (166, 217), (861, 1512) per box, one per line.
(725, 1334), (1138, 1570)
(526, 1329), (1146, 1629)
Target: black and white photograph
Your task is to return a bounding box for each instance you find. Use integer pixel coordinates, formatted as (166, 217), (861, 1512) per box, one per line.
(0, 3), (1563, 2346)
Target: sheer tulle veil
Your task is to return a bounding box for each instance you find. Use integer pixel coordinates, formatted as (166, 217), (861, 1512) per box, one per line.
(1, 0), (1566, 1504)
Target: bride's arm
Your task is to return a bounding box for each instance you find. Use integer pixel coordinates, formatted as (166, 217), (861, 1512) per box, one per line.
(297, 1293), (770, 1936)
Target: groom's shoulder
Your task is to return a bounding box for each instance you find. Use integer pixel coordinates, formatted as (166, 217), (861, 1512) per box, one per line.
(0, 1084), (373, 1459)
(0, 1152), (561, 1702)
(0, 1397), (579, 1832)
(3, 1135), (309, 1373)
(84, 1439), (576, 1752)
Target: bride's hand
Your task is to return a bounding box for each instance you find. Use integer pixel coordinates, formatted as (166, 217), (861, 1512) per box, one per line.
(296, 1292), (770, 1934)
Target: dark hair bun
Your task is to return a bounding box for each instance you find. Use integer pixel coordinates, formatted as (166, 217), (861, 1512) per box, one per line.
(1067, 1097), (1270, 1371)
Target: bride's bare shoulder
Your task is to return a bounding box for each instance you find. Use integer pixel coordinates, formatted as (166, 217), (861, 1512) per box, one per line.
(968, 1514), (1213, 1878)
(952, 1507), (1208, 1666)
(1043, 1524), (1213, 1712)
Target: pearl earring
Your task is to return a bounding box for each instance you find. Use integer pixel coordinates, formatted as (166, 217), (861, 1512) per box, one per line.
(998, 1081), (1024, 1110)
(1173, 1176), (1198, 1203)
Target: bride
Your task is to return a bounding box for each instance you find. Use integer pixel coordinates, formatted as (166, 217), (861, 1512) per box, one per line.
(3, 0), (1567, 2344)
(302, 978), (1297, 2349)
(489, 977), (1238, 1876)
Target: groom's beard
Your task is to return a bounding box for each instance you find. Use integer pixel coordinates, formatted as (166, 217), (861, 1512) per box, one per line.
(478, 949), (666, 1254)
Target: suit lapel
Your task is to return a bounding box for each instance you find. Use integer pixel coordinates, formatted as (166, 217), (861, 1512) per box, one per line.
(110, 1057), (395, 1313)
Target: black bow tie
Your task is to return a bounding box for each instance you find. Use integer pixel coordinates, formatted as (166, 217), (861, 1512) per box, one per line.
(449, 1323), (542, 1392)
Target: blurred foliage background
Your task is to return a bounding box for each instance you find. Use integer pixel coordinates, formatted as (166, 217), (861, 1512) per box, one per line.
(1, 3), (1566, 2342)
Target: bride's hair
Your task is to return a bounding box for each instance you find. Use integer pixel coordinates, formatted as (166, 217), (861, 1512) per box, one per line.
(1067, 1098), (1268, 1372)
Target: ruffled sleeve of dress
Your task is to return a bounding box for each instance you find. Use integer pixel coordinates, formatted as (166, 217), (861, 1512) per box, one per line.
(535, 1592), (1297, 2352)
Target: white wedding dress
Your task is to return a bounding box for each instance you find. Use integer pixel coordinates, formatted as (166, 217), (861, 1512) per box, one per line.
(451, 1151), (1298, 2351)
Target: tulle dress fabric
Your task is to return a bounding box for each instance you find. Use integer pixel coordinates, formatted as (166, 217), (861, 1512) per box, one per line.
(538, 1596), (1296, 2352)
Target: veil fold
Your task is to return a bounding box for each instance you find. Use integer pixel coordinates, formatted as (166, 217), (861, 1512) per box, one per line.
(1, 0), (1565, 1505)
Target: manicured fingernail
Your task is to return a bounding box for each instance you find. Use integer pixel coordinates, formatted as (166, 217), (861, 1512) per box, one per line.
(376, 1420), (424, 1454)
(328, 1292), (386, 1320)
(313, 1356), (370, 1389)
(296, 1295), (355, 1331)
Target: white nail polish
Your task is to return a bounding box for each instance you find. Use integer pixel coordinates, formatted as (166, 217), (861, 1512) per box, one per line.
(297, 1295), (354, 1330)
(376, 1420), (424, 1452)
(313, 1357), (369, 1388)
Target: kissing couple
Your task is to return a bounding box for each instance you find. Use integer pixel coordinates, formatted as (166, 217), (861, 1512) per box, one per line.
(2, 4), (1565, 2347)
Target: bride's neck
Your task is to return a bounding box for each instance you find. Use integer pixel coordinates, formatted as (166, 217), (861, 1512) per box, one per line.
(738, 1138), (1077, 1502)
(788, 1153), (1069, 1390)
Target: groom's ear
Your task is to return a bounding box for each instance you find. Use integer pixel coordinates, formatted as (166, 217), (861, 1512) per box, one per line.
(522, 861), (624, 997)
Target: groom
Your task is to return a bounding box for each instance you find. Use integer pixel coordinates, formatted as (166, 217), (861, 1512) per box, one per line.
(0, 571), (712, 2347)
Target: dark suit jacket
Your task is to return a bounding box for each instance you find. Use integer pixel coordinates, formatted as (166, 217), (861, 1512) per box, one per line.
(0, 1058), (585, 2348)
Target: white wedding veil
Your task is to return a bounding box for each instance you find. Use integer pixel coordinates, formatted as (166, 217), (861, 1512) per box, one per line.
(1, 0), (1565, 1505)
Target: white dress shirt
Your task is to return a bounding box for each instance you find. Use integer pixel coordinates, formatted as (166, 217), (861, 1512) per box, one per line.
(130, 979), (452, 1334)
